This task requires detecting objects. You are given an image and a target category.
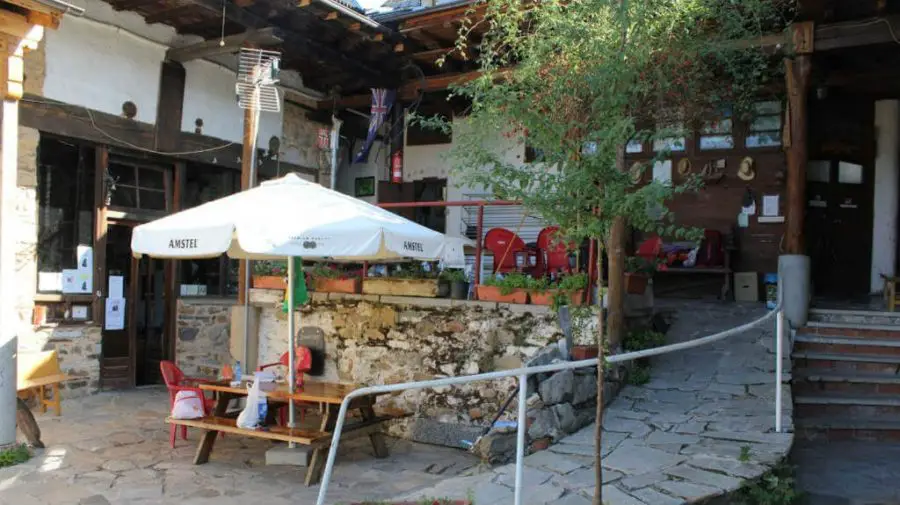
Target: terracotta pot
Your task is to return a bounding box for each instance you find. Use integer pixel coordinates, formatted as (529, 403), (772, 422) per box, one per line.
(251, 275), (287, 290)
(475, 285), (528, 304)
(571, 345), (600, 361)
(625, 273), (649, 294)
(313, 277), (360, 294)
(529, 289), (585, 306)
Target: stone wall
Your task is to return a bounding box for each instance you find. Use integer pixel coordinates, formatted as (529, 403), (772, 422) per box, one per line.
(244, 292), (614, 451)
(18, 324), (102, 397)
(176, 299), (233, 378)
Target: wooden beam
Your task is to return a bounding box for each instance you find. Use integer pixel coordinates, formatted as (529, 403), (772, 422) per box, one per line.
(784, 55), (811, 254)
(145, 4), (197, 24)
(92, 145), (109, 324)
(154, 60), (186, 150)
(372, 33), (383, 42)
(322, 68), (508, 109)
(325, 11), (338, 20)
(411, 46), (467, 62)
(349, 22), (360, 31)
(14, 94), (317, 175)
(165, 28), (282, 62)
(393, 42), (404, 52)
(180, 0), (387, 81)
(0, 10), (36, 39)
(815, 15), (900, 51)
(298, 0), (311, 6)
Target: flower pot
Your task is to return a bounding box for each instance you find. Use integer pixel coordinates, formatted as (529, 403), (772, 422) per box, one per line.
(475, 285), (528, 304)
(529, 289), (586, 306)
(363, 278), (439, 297)
(450, 280), (469, 300)
(571, 345), (599, 361)
(625, 273), (649, 295)
(252, 275), (287, 290)
(438, 281), (450, 298)
(313, 277), (360, 294)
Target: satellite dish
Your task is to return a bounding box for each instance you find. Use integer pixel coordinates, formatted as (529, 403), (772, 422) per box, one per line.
(235, 47), (282, 113)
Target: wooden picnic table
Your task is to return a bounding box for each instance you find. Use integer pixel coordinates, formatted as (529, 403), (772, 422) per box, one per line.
(168, 380), (392, 485)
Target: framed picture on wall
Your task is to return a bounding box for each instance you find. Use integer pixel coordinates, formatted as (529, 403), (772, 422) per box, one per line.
(355, 176), (375, 197)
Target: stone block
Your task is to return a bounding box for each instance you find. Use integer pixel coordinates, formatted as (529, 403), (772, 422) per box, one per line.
(526, 344), (562, 367)
(528, 408), (560, 441)
(472, 432), (516, 464)
(451, 299), (498, 310)
(553, 403), (579, 434)
(539, 369), (574, 405)
(572, 371), (598, 405)
(265, 446), (309, 467)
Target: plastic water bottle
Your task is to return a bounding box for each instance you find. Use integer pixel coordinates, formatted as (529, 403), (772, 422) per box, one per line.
(234, 360), (242, 382)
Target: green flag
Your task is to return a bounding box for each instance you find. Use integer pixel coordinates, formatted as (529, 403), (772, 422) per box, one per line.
(281, 257), (308, 312)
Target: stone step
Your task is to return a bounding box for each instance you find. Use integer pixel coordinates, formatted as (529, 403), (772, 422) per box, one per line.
(808, 308), (900, 328)
(793, 371), (900, 396)
(794, 335), (900, 359)
(792, 351), (900, 375)
(794, 416), (900, 442)
(797, 324), (900, 340)
(795, 393), (900, 418)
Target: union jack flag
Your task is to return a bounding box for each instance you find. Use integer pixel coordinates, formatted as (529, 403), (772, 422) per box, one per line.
(354, 88), (396, 163)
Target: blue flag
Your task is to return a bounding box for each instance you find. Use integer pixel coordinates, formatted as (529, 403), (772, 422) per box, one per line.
(354, 88), (395, 163)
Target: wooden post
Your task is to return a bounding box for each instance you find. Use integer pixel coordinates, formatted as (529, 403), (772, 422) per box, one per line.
(785, 55), (812, 254)
(93, 145), (109, 323)
(605, 145), (627, 350)
(237, 78), (259, 304)
(164, 162), (185, 362)
(473, 205), (485, 295)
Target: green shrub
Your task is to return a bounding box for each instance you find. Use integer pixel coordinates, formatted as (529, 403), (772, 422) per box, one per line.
(624, 329), (666, 352)
(734, 463), (804, 505)
(0, 444), (30, 468)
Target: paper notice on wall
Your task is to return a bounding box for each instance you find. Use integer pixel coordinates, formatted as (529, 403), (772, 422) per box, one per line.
(77, 245), (93, 273)
(76, 271), (92, 294)
(652, 160), (673, 186)
(105, 298), (125, 330)
(62, 269), (79, 294)
(763, 194), (780, 217)
(72, 305), (89, 320)
(109, 276), (124, 299)
(38, 272), (63, 292)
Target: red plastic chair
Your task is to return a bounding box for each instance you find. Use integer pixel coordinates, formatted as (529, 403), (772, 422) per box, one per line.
(696, 229), (725, 267)
(537, 226), (574, 276)
(484, 228), (526, 273)
(160, 361), (216, 448)
(257, 346), (314, 426)
(636, 236), (663, 261)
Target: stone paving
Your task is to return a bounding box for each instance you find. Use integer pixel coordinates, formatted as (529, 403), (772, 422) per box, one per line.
(792, 440), (900, 505)
(392, 300), (794, 505)
(1, 301), (793, 505)
(0, 388), (484, 505)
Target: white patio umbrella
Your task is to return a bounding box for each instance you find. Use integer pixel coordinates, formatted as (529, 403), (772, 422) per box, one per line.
(131, 173), (452, 432)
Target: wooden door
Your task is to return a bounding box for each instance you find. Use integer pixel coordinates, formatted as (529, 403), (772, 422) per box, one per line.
(100, 224), (135, 389)
(806, 97), (875, 297)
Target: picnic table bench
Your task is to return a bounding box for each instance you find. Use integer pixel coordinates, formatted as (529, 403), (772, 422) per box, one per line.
(167, 380), (395, 486)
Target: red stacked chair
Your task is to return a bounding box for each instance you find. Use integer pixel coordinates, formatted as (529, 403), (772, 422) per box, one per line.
(160, 361), (216, 448)
(484, 228), (527, 273)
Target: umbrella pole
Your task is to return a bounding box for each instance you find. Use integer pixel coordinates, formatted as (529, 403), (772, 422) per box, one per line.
(287, 256), (296, 447)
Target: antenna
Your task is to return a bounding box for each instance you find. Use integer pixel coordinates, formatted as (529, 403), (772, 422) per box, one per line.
(235, 47), (282, 112)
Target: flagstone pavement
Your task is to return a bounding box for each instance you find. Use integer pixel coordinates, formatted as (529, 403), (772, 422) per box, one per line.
(0, 301), (792, 505)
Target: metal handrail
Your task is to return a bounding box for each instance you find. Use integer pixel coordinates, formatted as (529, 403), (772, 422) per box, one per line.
(315, 291), (786, 505)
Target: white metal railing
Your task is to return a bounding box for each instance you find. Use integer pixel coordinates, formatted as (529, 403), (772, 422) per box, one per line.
(314, 290), (786, 505)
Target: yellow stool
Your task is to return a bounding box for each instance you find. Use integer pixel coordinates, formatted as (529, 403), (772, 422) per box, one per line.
(883, 275), (900, 311)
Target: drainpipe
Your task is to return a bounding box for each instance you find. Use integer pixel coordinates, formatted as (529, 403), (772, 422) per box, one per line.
(329, 116), (343, 190)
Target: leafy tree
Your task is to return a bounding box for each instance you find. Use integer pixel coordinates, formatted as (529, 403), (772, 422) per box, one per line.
(420, 0), (793, 502)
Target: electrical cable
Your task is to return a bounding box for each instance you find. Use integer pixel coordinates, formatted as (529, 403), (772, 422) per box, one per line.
(22, 96), (237, 156)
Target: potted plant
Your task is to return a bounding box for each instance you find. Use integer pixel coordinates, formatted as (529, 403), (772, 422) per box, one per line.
(625, 256), (664, 295)
(363, 262), (442, 297)
(441, 269), (470, 300)
(476, 273), (530, 303)
(252, 260), (287, 290)
(311, 264), (360, 294)
(529, 273), (588, 306)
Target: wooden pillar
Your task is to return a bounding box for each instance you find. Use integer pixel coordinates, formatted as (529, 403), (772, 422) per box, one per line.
(92, 145), (109, 323)
(164, 162), (185, 362)
(237, 77), (259, 304)
(606, 145), (627, 350)
(784, 23), (814, 255)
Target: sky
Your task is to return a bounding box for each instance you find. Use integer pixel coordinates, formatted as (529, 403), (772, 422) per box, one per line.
(357, 0), (385, 11)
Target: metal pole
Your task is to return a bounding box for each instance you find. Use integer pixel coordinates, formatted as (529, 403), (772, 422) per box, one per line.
(242, 97), (261, 370)
(315, 397), (353, 505)
(473, 205), (485, 292)
(287, 256), (296, 446)
(775, 309), (784, 433)
(514, 374), (528, 505)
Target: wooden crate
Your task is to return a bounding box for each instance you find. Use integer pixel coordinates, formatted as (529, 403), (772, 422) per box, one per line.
(363, 278), (440, 298)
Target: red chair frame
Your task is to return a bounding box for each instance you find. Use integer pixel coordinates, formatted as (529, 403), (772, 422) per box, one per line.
(160, 360), (216, 448)
(537, 226), (574, 277)
(484, 228), (526, 274)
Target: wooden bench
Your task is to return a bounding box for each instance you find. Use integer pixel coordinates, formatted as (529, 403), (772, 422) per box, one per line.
(177, 382), (398, 486)
(17, 351), (73, 416)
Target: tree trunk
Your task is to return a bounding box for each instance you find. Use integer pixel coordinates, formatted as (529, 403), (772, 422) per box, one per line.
(606, 143), (627, 350)
(593, 241), (605, 505)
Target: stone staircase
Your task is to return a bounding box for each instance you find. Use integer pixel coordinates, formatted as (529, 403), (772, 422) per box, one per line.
(793, 308), (900, 441)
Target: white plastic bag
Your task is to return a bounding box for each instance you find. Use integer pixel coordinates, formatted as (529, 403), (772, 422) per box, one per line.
(171, 390), (205, 419)
(236, 379), (262, 429)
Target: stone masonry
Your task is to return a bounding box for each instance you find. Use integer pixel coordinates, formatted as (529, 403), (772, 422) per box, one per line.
(176, 299), (233, 378)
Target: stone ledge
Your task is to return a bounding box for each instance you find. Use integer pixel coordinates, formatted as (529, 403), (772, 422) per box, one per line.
(179, 296), (239, 306)
(328, 292), (379, 302)
(380, 295), (453, 308)
(499, 303), (552, 315)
